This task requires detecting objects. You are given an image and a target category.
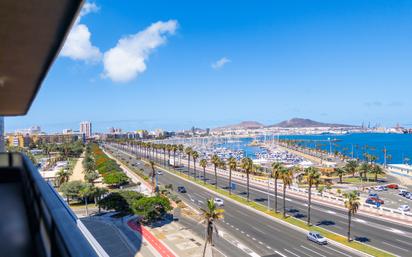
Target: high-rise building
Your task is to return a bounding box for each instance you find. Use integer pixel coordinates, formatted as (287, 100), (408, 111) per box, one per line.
(0, 116), (4, 152)
(80, 121), (92, 139)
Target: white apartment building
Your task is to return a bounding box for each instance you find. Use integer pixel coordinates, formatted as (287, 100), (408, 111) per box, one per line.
(80, 121), (92, 139)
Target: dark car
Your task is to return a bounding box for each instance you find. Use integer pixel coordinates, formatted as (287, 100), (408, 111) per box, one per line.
(366, 198), (376, 205)
(177, 186), (187, 193)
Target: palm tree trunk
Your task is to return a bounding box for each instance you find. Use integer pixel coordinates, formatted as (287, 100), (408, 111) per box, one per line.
(307, 185), (312, 225)
(85, 197), (89, 217)
(202, 240), (208, 257)
(214, 166), (217, 188)
(246, 171), (250, 202)
(203, 167), (206, 184)
(229, 168), (232, 195)
(347, 211), (352, 241)
(194, 161), (196, 180)
(274, 178), (278, 212)
(187, 157), (190, 175)
(340, 175), (343, 183)
(283, 186), (287, 218)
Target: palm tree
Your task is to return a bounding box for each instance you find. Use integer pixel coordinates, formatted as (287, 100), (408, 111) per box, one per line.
(201, 198), (224, 257)
(304, 167), (321, 225)
(241, 157), (253, 202)
(271, 162), (284, 212)
(279, 167), (293, 217)
(56, 168), (72, 187)
(172, 145), (178, 168)
(192, 151), (199, 180)
(228, 157), (237, 195)
(79, 184), (95, 217)
(334, 167), (346, 184)
(211, 154), (221, 188)
(148, 160), (157, 193)
(358, 162), (370, 181)
(178, 144), (184, 166)
(370, 164), (384, 182)
(200, 159), (208, 184)
(345, 160), (358, 177)
(344, 191), (360, 241)
(185, 147), (193, 176)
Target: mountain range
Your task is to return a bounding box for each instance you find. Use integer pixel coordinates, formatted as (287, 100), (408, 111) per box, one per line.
(214, 118), (355, 130)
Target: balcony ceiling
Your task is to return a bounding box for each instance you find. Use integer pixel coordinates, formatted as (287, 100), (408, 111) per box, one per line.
(0, 0), (83, 116)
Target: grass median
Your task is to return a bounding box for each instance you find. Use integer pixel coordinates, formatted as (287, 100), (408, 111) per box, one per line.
(111, 149), (394, 257)
(161, 166), (395, 257)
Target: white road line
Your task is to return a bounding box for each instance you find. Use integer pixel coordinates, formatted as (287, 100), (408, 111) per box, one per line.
(275, 250), (288, 257)
(284, 249), (301, 257)
(300, 245), (327, 257)
(381, 241), (409, 252)
(395, 238), (411, 245)
(258, 241), (263, 245)
(326, 210), (336, 214)
(390, 228), (405, 235)
(325, 246), (353, 257)
(354, 218), (366, 224)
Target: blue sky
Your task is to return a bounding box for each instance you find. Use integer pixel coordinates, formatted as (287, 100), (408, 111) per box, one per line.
(6, 0), (412, 132)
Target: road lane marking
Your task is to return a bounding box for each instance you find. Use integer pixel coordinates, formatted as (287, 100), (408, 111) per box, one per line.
(395, 238), (410, 245)
(275, 250), (288, 257)
(326, 210), (336, 214)
(325, 246), (353, 257)
(284, 249), (301, 257)
(381, 241), (409, 252)
(300, 245), (327, 257)
(353, 218), (366, 224)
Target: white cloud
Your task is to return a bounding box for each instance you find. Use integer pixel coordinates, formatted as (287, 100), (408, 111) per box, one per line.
(60, 2), (101, 62)
(102, 20), (178, 83)
(212, 57), (231, 69)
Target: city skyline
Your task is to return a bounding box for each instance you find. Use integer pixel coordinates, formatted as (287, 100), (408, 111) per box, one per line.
(5, 0), (412, 132)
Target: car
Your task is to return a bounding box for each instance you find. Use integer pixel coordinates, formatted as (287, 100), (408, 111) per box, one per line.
(387, 184), (399, 189)
(365, 198), (376, 205)
(157, 171), (163, 175)
(370, 197), (384, 204)
(368, 193), (379, 198)
(399, 189), (408, 196)
(307, 231), (327, 245)
(374, 186), (386, 191)
(405, 192), (412, 200)
(398, 205), (410, 212)
(177, 186), (187, 193)
(213, 197), (224, 207)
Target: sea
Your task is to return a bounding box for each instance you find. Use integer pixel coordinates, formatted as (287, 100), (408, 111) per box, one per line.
(219, 133), (412, 165)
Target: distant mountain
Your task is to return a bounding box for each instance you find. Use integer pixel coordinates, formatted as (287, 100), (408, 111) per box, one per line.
(214, 121), (264, 130)
(269, 118), (354, 128)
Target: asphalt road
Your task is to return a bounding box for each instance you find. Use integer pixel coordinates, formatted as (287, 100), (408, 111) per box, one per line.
(105, 144), (365, 257)
(122, 145), (412, 257)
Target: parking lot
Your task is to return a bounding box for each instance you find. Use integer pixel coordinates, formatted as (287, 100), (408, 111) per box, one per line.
(360, 185), (412, 210)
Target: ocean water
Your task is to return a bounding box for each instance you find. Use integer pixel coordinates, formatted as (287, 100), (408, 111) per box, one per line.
(220, 133), (412, 164)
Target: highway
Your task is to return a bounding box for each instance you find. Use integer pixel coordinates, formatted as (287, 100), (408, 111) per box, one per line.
(119, 144), (412, 257)
(105, 144), (364, 257)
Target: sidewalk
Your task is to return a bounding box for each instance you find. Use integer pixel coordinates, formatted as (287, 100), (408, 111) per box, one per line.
(69, 152), (85, 182)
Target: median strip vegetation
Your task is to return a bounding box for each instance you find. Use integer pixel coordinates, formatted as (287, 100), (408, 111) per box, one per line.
(125, 149), (394, 257)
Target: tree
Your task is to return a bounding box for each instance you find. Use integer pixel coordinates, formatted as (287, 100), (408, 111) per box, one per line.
(357, 162), (370, 181)
(56, 168), (72, 187)
(103, 172), (129, 187)
(271, 162), (284, 212)
(185, 147), (193, 175)
(370, 164), (384, 182)
(148, 160), (157, 193)
(211, 154), (221, 189)
(279, 167), (293, 217)
(98, 191), (144, 213)
(192, 151), (199, 180)
(84, 170), (99, 183)
(201, 198), (224, 257)
(344, 191), (360, 241)
(334, 167), (346, 184)
(304, 167), (321, 225)
(228, 157), (237, 195)
(241, 157), (253, 202)
(344, 160), (358, 177)
(200, 159), (208, 184)
(79, 184), (96, 217)
(60, 180), (87, 204)
(132, 196), (172, 223)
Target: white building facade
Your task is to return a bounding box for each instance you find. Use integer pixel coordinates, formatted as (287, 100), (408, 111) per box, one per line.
(80, 121), (92, 139)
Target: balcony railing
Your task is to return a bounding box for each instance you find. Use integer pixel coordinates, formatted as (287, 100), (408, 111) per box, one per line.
(0, 152), (107, 257)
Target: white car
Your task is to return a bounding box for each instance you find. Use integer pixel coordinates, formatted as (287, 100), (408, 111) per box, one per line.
(213, 197), (224, 207)
(399, 205), (410, 212)
(374, 186), (385, 191)
(157, 171), (163, 175)
(307, 231), (327, 245)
